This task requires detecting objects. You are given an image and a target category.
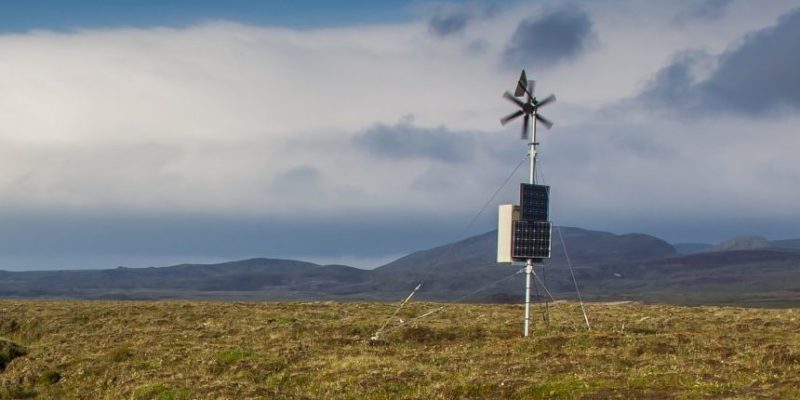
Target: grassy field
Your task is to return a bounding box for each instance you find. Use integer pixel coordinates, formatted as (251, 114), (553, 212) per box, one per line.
(0, 300), (799, 399)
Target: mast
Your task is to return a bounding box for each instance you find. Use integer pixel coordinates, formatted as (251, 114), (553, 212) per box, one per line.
(524, 109), (537, 337)
(497, 69), (556, 338)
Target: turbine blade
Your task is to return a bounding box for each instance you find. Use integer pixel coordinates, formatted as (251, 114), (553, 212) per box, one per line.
(514, 70), (528, 97)
(503, 91), (526, 109)
(500, 110), (524, 126)
(521, 115), (530, 139)
(536, 114), (554, 129)
(537, 94), (556, 108)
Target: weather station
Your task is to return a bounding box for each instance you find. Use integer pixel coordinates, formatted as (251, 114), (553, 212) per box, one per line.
(372, 70), (588, 342)
(496, 70), (556, 337)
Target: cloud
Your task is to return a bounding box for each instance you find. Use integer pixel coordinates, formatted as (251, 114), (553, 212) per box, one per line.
(424, 2), (498, 38)
(0, 21), (514, 220)
(673, 0), (733, 24)
(0, 2), (799, 269)
(537, 114), (800, 243)
(429, 11), (471, 37)
(276, 166), (319, 182)
(642, 8), (800, 116)
(502, 5), (594, 68)
(353, 116), (476, 163)
(269, 165), (322, 195)
(639, 49), (715, 107)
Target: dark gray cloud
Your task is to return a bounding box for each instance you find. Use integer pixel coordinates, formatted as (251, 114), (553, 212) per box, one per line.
(643, 8), (800, 116)
(354, 117), (475, 163)
(503, 6), (594, 68)
(427, 3), (497, 38)
(640, 50), (710, 107)
(429, 11), (471, 37)
(673, 0), (733, 24)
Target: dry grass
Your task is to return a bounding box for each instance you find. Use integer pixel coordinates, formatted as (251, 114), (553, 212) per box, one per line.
(0, 300), (799, 399)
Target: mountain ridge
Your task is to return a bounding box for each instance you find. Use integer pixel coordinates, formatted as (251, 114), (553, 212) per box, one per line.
(0, 227), (799, 306)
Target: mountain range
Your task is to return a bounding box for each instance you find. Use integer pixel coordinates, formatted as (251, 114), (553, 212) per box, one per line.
(1, 227), (799, 306)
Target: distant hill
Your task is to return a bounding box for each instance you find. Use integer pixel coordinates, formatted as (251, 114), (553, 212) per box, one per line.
(1, 227), (799, 306)
(674, 236), (800, 255)
(710, 235), (771, 252)
(569, 248), (800, 306)
(673, 242), (712, 254)
(772, 238), (800, 251)
(371, 228), (800, 306)
(368, 227), (679, 301)
(0, 259), (370, 300)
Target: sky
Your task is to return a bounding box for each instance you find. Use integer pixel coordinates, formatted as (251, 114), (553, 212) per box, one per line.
(1, 0), (799, 270)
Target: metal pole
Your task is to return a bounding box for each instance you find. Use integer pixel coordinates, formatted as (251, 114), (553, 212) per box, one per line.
(523, 111), (538, 338)
(530, 111), (537, 184)
(524, 260), (532, 336)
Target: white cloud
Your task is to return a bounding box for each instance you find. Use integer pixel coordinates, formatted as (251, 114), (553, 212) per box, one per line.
(0, 1), (799, 268)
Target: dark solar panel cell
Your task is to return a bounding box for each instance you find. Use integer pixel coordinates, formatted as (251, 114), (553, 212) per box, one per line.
(511, 220), (551, 260)
(520, 183), (549, 222)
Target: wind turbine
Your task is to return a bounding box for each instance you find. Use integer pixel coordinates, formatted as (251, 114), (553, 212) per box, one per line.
(500, 69), (556, 184)
(499, 69), (556, 337)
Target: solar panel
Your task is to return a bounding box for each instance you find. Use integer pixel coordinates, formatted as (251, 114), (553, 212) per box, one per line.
(519, 183), (549, 222)
(511, 220), (552, 260)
